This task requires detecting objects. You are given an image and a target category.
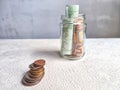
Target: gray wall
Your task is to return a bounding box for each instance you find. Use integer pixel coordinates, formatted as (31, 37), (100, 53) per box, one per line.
(0, 0), (120, 39)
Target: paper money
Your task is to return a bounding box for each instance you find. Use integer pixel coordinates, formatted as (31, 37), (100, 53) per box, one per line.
(61, 23), (74, 55)
(66, 5), (79, 18)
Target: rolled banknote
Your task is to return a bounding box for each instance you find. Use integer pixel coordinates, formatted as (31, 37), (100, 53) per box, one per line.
(61, 18), (74, 55)
(66, 5), (79, 18)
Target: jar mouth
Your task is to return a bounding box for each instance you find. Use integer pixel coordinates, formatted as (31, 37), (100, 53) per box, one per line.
(61, 14), (85, 19)
(61, 16), (85, 24)
(61, 22), (86, 25)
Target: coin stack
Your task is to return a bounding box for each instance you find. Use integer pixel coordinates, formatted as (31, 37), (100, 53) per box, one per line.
(22, 59), (45, 86)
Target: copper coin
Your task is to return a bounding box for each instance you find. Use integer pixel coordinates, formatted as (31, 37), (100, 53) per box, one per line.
(24, 77), (39, 83)
(23, 72), (42, 83)
(29, 68), (44, 74)
(33, 59), (45, 67)
(22, 72), (44, 86)
(22, 78), (41, 86)
(28, 71), (44, 78)
(29, 71), (44, 77)
(29, 63), (43, 70)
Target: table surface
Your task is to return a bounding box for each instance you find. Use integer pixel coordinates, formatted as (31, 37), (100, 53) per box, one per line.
(0, 39), (120, 90)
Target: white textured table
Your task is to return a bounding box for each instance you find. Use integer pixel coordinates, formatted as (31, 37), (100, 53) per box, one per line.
(0, 39), (120, 90)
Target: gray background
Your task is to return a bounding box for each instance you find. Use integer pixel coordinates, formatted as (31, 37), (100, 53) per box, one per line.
(0, 0), (120, 39)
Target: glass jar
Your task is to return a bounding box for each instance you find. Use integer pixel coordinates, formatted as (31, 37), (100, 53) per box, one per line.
(60, 14), (86, 60)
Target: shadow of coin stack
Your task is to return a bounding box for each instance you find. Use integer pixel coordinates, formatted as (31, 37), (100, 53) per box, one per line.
(22, 59), (45, 86)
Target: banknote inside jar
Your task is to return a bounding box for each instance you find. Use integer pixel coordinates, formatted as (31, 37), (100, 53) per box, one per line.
(64, 20), (85, 58)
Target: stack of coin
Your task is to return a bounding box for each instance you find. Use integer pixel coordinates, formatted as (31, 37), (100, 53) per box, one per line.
(22, 59), (45, 86)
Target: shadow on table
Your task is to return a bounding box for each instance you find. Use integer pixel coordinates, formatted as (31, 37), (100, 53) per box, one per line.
(31, 49), (66, 61)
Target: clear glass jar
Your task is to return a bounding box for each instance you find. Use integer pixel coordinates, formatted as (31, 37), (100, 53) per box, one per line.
(60, 14), (86, 60)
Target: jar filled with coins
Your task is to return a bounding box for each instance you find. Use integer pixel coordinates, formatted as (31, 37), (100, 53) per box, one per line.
(60, 5), (87, 60)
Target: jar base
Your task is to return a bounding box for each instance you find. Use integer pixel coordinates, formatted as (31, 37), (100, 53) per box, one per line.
(60, 52), (85, 60)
